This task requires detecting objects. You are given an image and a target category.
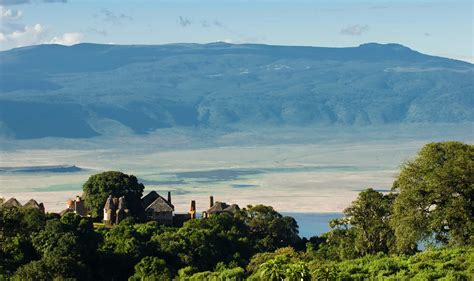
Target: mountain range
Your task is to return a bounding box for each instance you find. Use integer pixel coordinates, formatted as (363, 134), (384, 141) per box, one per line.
(0, 42), (472, 139)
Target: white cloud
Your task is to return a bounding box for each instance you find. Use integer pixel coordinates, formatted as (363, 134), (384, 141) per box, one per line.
(0, 6), (44, 46)
(0, 4), (81, 49)
(0, 6), (23, 20)
(340, 24), (369, 36)
(50, 32), (82, 45)
(0, 22), (82, 49)
(0, 23), (46, 46)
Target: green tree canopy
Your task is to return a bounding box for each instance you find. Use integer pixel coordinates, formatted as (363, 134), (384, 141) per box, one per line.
(316, 189), (395, 261)
(0, 206), (45, 276)
(129, 256), (171, 281)
(344, 188), (396, 256)
(13, 256), (90, 281)
(239, 205), (300, 252)
(83, 171), (145, 219)
(390, 141), (474, 253)
(155, 212), (251, 271)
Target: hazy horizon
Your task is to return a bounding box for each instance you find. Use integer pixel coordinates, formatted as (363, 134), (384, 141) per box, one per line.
(2, 41), (473, 65)
(0, 0), (472, 63)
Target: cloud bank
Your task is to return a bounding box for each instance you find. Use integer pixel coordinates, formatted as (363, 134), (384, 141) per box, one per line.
(0, 23), (45, 46)
(50, 32), (82, 45)
(0, 13), (82, 47)
(0, 6), (22, 19)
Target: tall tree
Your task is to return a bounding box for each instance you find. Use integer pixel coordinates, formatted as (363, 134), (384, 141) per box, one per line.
(239, 205), (300, 252)
(318, 189), (395, 260)
(82, 171), (144, 219)
(390, 141), (473, 253)
(344, 188), (396, 256)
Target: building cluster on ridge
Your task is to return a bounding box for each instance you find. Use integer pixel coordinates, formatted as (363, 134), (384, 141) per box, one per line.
(103, 191), (241, 226)
(0, 197), (45, 213)
(60, 195), (87, 216)
(0, 191), (240, 228)
(102, 196), (129, 225)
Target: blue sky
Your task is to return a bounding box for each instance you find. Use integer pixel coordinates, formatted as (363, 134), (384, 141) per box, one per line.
(0, 0), (472, 62)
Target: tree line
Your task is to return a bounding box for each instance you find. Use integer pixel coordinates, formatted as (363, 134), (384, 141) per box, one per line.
(0, 141), (472, 280)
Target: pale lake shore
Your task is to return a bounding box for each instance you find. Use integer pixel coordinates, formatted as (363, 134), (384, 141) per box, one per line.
(0, 140), (436, 213)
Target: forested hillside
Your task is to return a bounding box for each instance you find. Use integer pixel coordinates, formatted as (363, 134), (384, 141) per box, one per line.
(0, 43), (472, 139)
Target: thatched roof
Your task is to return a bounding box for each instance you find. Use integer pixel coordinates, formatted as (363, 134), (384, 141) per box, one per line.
(207, 202), (240, 214)
(207, 201), (229, 213)
(2, 198), (22, 208)
(224, 204), (240, 213)
(145, 196), (174, 213)
(23, 199), (45, 213)
(24, 199), (40, 208)
(142, 191), (160, 208)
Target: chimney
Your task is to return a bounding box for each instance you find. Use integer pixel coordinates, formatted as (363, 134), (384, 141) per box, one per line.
(66, 199), (74, 209)
(189, 200), (196, 219)
(167, 191), (171, 204)
(209, 196), (214, 208)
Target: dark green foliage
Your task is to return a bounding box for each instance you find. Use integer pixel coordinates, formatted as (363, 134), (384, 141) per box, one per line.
(129, 256), (171, 281)
(0, 206), (45, 276)
(32, 213), (99, 262)
(154, 213), (251, 271)
(82, 171), (145, 219)
(0, 210), (97, 280)
(315, 189), (395, 261)
(13, 256), (90, 281)
(239, 205), (300, 252)
(343, 188), (396, 256)
(1, 142), (473, 280)
(27, 213), (98, 280)
(97, 220), (163, 280)
(391, 141), (474, 253)
(149, 205), (299, 273)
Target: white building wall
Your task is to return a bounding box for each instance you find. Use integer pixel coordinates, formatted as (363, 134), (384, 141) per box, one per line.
(103, 209), (110, 221)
